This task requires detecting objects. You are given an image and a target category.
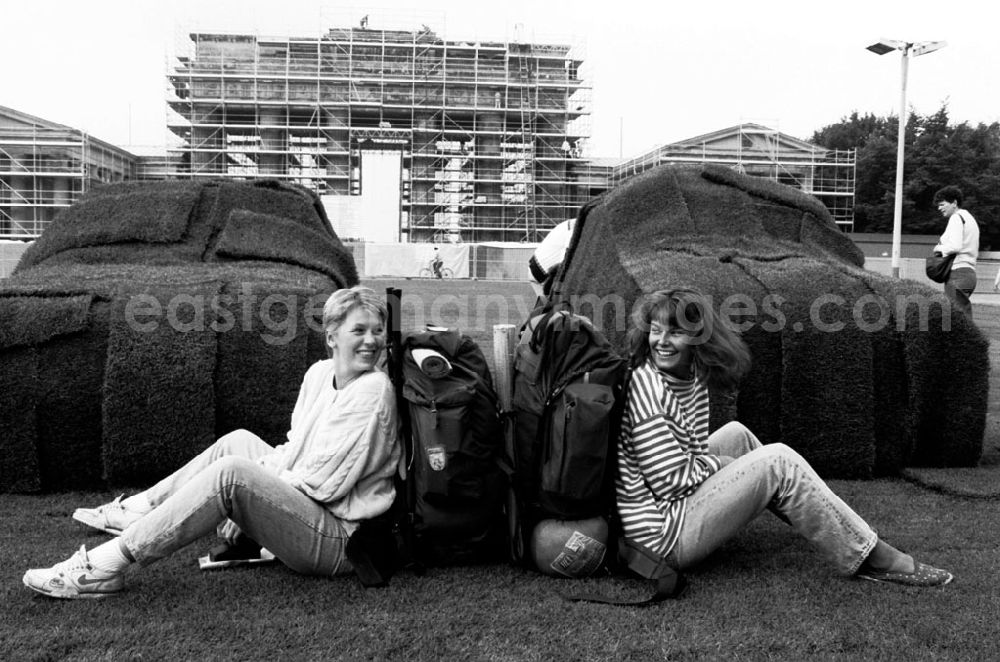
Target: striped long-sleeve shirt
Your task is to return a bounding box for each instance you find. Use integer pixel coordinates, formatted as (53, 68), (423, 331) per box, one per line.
(616, 359), (721, 557)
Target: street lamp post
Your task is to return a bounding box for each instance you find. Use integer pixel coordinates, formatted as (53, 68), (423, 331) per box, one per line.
(866, 38), (946, 278)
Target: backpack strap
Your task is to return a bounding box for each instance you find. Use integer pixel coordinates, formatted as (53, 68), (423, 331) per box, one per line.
(560, 367), (688, 607)
(561, 538), (688, 606)
(345, 512), (402, 588)
(527, 303), (572, 354)
(366, 286), (425, 588)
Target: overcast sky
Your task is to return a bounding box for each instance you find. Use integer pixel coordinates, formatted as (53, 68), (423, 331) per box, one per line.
(3, 0), (996, 158)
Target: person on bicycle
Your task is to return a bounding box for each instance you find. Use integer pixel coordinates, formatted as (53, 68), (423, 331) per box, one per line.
(431, 247), (444, 279)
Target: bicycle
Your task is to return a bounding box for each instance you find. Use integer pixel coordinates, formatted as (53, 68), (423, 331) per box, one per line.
(419, 265), (454, 279)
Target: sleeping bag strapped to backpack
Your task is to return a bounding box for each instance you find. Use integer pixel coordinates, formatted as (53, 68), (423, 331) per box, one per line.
(510, 308), (627, 577)
(400, 327), (507, 566)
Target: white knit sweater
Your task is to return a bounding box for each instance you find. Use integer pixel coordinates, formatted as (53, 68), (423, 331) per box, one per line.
(258, 360), (401, 532)
(934, 209), (979, 272)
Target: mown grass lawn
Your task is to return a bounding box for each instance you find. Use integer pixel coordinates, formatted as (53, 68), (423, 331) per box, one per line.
(3, 277), (999, 661)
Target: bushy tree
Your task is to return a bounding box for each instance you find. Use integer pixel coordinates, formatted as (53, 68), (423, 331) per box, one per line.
(811, 105), (1000, 249)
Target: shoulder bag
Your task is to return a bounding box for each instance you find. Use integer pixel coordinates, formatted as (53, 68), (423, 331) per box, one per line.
(926, 212), (966, 283)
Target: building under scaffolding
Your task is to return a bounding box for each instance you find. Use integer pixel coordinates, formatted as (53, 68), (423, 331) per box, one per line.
(0, 106), (136, 240)
(167, 23), (600, 243)
(1, 26), (858, 245)
(612, 123), (857, 229)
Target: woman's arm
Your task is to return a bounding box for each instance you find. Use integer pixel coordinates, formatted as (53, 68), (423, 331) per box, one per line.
(280, 373), (398, 504)
(256, 361), (324, 475)
(935, 212), (966, 255)
(625, 370), (722, 502)
(629, 413), (723, 501)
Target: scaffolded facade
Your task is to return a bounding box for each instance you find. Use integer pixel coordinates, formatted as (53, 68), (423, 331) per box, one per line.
(167, 25), (596, 242)
(611, 123), (857, 229)
(0, 106), (136, 240)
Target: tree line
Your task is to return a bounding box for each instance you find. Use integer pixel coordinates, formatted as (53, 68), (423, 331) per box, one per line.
(810, 105), (1000, 250)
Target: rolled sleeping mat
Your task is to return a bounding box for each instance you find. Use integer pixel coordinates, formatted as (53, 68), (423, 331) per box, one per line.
(411, 348), (453, 379)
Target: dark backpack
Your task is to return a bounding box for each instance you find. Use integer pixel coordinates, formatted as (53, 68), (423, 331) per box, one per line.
(399, 327), (507, 566)
(509, 308), (628, 572)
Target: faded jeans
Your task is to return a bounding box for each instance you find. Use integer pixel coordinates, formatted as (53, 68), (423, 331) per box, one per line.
(945, 267), (976, 319)
(119, 429), (351, 576)
(669, 422), (877, 575)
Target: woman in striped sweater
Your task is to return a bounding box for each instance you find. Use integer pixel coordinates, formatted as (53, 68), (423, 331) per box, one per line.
(616, 288), (952, 587)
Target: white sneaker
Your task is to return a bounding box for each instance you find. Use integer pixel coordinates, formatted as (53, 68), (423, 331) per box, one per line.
(72, 495), (143, 535)
(23, 545), (124, 599)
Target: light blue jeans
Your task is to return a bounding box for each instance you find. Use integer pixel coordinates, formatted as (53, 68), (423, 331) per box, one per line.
(669, 422), (877, 575)
(119, 429), (351, 576)
(945, 266), (976, 319)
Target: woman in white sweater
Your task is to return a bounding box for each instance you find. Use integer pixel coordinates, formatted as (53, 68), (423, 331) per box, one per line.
(23, 286), (401, 599)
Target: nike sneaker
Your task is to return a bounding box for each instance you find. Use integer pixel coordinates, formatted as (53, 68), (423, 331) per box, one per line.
(23, 545), (124, 599)
(72, 495), (144, 535)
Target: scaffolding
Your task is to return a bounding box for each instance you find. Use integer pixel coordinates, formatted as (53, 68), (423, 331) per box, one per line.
(166, 22), (595, 242)
(0, 107), (136, 240)
(611, 123), (857, 229)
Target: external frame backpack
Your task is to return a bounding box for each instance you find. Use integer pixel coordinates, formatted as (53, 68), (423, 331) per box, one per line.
(398, 326), (507, 566)
(508, 307), (628, 577)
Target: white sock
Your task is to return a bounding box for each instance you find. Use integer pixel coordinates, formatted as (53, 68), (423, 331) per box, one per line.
(87, 539), (133, 574)
(121, 493), (153, 515)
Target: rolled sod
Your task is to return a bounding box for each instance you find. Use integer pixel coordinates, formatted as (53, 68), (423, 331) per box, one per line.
(215, 209), (357, 285)
(16, 181), (201, 270)
(34, 301), (109, 490)
(0, 294), (92, 348)
(0, 347), (40, 492)
(213, 277), (325, 445)
(101, 280), (221, 486)
(552, 163), (986, 476)
(0, 179), (357, 492)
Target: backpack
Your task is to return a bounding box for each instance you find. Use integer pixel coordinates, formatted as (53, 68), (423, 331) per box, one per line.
(508, 307), (628, 575)
(398, 326), (507, 566)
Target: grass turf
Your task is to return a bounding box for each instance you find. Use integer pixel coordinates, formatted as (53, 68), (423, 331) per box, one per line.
(4, 277), (1000, 660)
(0, 179), (355, 491)
(557, 164), (989, 477)
(3, 481), (995, 660)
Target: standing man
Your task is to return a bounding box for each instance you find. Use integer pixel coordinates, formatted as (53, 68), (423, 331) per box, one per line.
(933, 186), (979, 319)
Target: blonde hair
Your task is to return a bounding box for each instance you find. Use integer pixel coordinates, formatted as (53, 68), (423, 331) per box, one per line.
(322, 286), (387, 334)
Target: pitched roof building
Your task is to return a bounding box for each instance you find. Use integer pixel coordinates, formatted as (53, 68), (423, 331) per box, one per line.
(611, 123), (856, 229)
(0, 106), (137, 239)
